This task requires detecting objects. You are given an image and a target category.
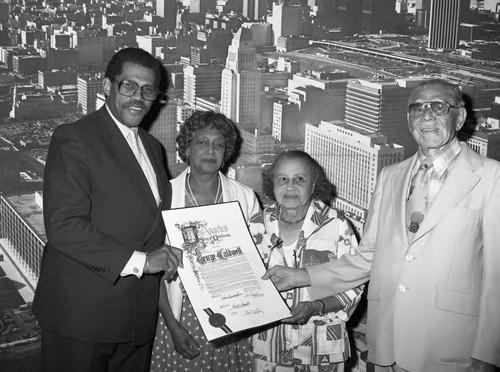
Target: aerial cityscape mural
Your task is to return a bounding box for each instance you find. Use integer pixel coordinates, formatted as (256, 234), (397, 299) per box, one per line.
(1, 0), (500, 371)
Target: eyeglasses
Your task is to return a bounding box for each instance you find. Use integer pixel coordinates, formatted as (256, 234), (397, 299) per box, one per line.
(112, 79), (159, 101)
(408, 101), (461, 117)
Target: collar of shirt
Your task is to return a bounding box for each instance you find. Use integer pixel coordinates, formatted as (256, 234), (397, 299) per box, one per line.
(416, 137), (463, 179)
(105, 104), (137, 140)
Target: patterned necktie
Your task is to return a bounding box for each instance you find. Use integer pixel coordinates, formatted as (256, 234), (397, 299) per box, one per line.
(127, 128), (160, 206)
(406, 158), (433, 243)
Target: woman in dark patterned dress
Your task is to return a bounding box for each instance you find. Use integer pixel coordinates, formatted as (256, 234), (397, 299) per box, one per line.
(150, 111), (260, 372)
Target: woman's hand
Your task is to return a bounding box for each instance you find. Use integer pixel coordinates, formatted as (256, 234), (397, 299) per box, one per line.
(168, 322), (201, 359)
(281, 301), (320, 325)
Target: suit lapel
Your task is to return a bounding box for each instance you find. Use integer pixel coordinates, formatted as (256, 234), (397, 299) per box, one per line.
(412, 147), (481, 244)
(391, 156), (417, 247)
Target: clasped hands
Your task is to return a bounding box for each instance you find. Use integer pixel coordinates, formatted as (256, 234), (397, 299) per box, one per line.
(144, 244), (183, 280)
(263, 265), (320, 325)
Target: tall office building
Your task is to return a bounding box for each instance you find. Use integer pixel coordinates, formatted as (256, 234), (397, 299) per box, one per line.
(308, 0), (336, 28)
(415, 0), (431, 28)
(243, 0), (268, 20)
(38, 70), (77, 89)
(363, 0), (397, 33)
(148, 98), (186, 178)
(238, 128), (275, 164)
(77, 74), (103, 115)
(272, 100), (300, 143)
(0, 2), (9, 24)
(345, 79), (421, 158)
(0, 192), (46, 285)
(156, 0), (177, 32)
(183, 64), (223, 108)
(136, 35), (167, 58)
(330, 0), (395, 36)
(305, 121), (404, 223)
(220, 27), (260, 129)
(428, 0), (461, 50)
(271, 0), (310, 46)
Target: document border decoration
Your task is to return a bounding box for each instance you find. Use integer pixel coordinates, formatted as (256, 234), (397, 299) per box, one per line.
(162, 201), (290, 341)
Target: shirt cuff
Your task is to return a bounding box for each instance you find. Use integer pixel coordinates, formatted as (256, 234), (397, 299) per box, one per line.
(120, 251), (147, 278)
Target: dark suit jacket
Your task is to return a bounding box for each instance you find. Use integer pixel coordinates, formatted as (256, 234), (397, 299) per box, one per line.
(33, 107), (172, 345)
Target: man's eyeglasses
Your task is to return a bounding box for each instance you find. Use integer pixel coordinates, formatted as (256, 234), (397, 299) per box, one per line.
(408, 101), (461, 117)
(112, 79), (159, 101)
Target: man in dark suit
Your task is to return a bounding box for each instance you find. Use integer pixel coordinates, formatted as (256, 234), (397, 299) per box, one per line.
(33, 48), (182, 372)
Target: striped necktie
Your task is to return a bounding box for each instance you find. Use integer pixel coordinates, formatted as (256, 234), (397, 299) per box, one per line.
(406, 158), (433, 243)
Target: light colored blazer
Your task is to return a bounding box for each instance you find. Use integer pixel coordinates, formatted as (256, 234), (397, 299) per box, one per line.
(166, 167), (261, 319)
(307, 144), (500, 371)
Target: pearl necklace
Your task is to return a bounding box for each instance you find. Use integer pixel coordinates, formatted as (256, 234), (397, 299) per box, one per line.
(186, 173), (222, 206)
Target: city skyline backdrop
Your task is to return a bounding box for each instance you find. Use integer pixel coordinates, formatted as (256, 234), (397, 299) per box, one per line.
(1, 0), (500, 370)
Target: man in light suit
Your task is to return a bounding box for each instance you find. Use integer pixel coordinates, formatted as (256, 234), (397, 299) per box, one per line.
(264, 79), (500, 372)
(34, 48), (182, 372)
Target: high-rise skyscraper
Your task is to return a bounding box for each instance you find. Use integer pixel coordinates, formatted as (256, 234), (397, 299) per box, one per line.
(136, 35), (167, 58)
(345, 79), (422, 158)
(0, 192), (46, 284)
(220, 27), (260, 129)
(148, 98), (187, 178)
(415, 0), (431, 28)
(360, 0), (397, 34)
(77, 74), (103, 115)
(428, 0), (461, 50)
(183, 64), (223, 108)
(156, 0), (177, 32)
(243, 0), (268, 20)
(330, 0), (396, 36)
(271, 0), (310, 45)
(305, 121), (404, 224)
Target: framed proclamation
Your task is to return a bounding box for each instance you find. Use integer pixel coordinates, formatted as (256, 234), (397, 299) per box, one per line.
(162, 201), (290, 341)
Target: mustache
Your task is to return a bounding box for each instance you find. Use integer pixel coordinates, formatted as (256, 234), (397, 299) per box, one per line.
(124, 100), (147, 110)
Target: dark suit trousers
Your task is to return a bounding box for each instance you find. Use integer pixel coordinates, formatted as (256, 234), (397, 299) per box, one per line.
(41, 328), (153, 372)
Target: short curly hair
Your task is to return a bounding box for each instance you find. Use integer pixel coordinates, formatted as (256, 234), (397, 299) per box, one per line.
(263, 150), (333, 203)
(105, 47), (162, 85)
(177, 111), (239, 164)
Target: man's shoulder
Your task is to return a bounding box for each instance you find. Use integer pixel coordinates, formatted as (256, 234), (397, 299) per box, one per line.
(381, 156), (414, 175)
(459, 144), (500, 171)
(54, 109), (106, 135)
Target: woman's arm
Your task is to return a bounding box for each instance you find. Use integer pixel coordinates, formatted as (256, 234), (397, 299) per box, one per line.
(158, 281), (201, 359)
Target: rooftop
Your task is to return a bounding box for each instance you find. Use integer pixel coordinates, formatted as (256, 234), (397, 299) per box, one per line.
(3, 193), (45, 243)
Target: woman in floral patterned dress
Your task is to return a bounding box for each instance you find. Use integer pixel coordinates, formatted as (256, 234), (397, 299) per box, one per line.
(249, 150), (364, 372)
